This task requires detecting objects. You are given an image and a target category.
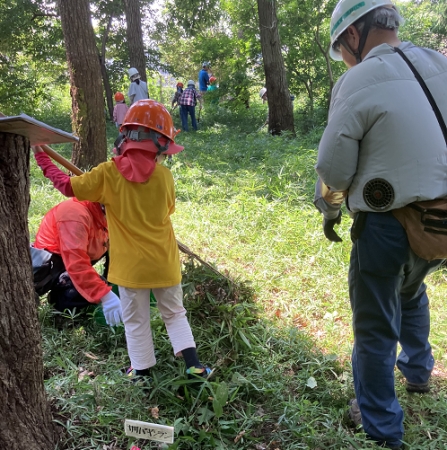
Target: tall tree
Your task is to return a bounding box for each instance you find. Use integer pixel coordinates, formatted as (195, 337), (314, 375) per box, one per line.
(123, 0), (147, 82)
(99, 14), (115, 119)
(165, 0), (222, 36)
(257, 0), (295, 135)
(0, 0), (67, 116)
(57, 0), (108, 169)
(0, 133), (56, 450)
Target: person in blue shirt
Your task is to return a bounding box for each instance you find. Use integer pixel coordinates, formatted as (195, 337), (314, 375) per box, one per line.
(198, 62), (210, 93)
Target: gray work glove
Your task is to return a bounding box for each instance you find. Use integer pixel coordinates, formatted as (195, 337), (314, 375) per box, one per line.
(323, 210), (342, 242)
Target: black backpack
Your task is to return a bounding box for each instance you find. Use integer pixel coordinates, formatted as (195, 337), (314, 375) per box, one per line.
(30, 247), (65, 296)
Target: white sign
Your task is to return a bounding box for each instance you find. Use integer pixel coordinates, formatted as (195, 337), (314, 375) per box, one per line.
(124, 419), (174, 444)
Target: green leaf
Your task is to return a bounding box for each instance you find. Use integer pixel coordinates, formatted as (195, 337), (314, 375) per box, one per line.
(238, 329), (252, 349)
(197, 407), (215, 425)
(212, 398), (223, 418)
(215, 381), (229, 405)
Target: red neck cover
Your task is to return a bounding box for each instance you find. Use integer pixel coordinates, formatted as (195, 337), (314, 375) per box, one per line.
(112, 139), (161, 182)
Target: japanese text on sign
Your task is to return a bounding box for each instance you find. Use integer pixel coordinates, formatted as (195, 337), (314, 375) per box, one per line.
(124, 419), (174, 444)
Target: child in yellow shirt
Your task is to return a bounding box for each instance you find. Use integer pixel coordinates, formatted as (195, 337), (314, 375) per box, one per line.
(33, 99), (210, 381)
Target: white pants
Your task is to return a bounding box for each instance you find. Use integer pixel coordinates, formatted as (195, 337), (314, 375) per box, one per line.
(118, 284), (196, 370)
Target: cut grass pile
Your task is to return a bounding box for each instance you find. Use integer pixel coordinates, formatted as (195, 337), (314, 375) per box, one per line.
(30, 104), (447, 449)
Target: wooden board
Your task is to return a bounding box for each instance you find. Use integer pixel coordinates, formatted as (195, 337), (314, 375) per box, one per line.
(0, 114), (78, 145)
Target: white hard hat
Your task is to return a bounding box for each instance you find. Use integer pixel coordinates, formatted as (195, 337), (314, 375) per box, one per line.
(259, 88), (267, 99)
(187, 80), (195, 87)
(329, 0), (395, 61)
(128, 67), (140, 78)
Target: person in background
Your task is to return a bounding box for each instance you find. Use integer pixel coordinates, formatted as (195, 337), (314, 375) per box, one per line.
(259, 87), (269, 128)
(207, 76), (219, 105)
(113, 92), (129, 128)
(178, 80), (202, 132)
(198, 62), (210, 94)
(258, 87), (294, 129)
(171, 82), (184, 111)
(32, 198), (122, 327)
(127, 67), (149, 105)
(32, 99), (210, 382)
(207, 77), (217, 92)
(259, 87), (268, 104)
(314, 0), (447, 447)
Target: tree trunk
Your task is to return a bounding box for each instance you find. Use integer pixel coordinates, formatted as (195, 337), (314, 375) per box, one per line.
(101, 15), (115, 120)
(123, 0), (147, 82)
(315, 31), (334, 108)
(0, 133), (56, 450)
(100, 55), (114, 121)
(57, 0), (108, 170)
(257, 0), (295, 136)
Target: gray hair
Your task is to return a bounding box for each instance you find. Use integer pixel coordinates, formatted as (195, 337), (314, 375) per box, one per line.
(355, 6), (404, 33)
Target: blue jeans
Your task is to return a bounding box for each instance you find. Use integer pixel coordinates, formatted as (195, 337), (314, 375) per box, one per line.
(180, 105), (197, 131)
(349, 211), (440, 447)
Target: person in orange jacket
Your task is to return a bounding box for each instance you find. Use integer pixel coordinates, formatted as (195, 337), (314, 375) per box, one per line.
(32, 198), (123, 326)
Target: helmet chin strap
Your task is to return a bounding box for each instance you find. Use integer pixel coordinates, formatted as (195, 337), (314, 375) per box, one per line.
(340, 13), (374, 64)
(149, 130), (170, 156)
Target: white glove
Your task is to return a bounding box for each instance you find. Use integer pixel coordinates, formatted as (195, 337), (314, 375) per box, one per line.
(100, 291), (123, 326)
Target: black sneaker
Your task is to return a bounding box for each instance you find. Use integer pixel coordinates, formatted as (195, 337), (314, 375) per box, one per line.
(126, 367), (151, 387)
(406, 380), (430, 393)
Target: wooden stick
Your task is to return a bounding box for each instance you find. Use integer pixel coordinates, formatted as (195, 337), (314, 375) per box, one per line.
(177, 241), (232, 282)
(39, 144), (83, 176)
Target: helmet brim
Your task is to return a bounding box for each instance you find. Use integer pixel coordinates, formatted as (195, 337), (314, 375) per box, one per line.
(330, 46), (344, 61)
(164, 141), (184, 155)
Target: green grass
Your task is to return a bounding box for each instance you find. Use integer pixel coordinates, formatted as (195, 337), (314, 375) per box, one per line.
(31, 103), (447, 449)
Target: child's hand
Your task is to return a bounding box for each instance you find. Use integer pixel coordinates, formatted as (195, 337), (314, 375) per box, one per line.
(32, 145), (44, 154)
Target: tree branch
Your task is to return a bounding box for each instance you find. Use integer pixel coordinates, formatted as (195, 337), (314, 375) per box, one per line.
(31, 13), (58, 21)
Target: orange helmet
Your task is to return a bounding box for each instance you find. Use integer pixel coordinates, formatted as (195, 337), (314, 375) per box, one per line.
(120, 99), (183, 154)
(114, 92), (125, 102)
(209, 76), (217, 84)
(176, 82), (184, 88)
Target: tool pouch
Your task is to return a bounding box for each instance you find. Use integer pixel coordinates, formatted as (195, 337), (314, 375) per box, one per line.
(392, 199), (447, 261)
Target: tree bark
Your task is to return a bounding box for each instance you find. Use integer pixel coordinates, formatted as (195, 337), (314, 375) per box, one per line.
(315, 30), (334, 108)
(100, 15), (114, 120)
(257, 0), (295, 135)
(123, 0), (147, 82)
(58, 0), (108, 170)
(0, 133), (56, 450)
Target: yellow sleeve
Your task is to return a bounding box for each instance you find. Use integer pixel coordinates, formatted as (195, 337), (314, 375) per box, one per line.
(71, 162), (110, 203)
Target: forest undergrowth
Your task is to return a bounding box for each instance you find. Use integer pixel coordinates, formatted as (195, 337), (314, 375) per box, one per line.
(31, 103), (447, 450)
